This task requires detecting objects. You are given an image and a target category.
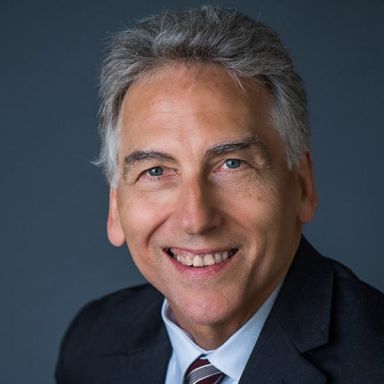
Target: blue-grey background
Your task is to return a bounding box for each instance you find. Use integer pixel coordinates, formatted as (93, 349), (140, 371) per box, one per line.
(1, 0), (383, 383)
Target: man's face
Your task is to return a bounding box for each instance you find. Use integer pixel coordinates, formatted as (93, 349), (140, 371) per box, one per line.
(108, 64), (316, 344)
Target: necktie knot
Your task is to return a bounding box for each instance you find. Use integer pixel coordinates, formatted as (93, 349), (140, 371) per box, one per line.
(184, 356), (224, 384)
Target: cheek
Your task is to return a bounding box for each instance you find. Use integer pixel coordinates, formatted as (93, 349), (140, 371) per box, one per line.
(118, 198), (167, 284)
(228, 181), (282, 229)
(118, 192), (167, 247)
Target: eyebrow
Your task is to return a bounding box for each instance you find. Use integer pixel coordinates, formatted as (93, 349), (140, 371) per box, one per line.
(204, 135), (268, 159)
(123, 135), (269, 173)
(124, 150), (173, 168)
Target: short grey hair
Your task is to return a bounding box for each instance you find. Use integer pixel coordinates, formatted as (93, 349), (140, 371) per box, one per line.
(97, 5), (309, 186)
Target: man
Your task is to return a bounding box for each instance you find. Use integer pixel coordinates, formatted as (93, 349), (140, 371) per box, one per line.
(56, 6), (384, 383)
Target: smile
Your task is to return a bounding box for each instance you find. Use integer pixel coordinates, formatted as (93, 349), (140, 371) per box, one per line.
(165, 248), (238, 267)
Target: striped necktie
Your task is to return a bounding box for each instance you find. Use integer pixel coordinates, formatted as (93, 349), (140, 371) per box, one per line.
(184, 356), (225, 384)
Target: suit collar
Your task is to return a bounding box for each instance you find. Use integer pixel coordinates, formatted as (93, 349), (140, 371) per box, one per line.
(240, 237), (333, 383)
(96, 286), (172, 383)
(118, 299), (172, 384)
(96, 340), (171, 384)
(273, 237), (333, 352)
(239, 313), (328, 384)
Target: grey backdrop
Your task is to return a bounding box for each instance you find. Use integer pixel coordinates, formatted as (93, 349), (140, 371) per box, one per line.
(1, 0), (383, 383)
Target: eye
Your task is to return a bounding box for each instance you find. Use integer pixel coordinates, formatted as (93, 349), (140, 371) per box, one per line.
(224, 159), (242, 169)
(146, 166), (164, 176)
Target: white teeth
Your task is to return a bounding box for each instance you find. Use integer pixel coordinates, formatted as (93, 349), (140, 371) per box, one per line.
(203, 254), (215, 266)
(169, 248), (235, 267)
(214, 253), (223, 263)
(193, 256), (204, 267)
(185, 255), (193, 266)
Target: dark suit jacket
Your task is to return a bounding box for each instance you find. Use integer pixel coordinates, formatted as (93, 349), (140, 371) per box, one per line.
(56, 238), (384, 383)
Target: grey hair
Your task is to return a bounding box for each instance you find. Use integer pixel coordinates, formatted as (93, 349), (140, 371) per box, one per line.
(97, 5), (309, 186)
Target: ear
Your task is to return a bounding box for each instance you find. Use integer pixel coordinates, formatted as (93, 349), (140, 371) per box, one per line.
(107, 188), (126, 247)
(297, 151), (318, 224)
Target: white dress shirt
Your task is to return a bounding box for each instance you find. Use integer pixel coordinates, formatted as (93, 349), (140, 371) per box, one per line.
(162, 280), (283, 384)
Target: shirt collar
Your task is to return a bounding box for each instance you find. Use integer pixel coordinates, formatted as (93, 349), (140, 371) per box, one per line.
(161, 279), (283, 382)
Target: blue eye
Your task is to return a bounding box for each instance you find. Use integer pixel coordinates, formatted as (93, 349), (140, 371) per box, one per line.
(224, 159), (242, 169)
(147, 167), (164, 176)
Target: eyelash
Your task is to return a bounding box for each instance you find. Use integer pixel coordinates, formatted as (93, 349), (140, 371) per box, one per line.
(137, 166), (172, 182)
(222, 158), (244, 169)
(138, 158), (246, 180)
(146, 167), (164, 177)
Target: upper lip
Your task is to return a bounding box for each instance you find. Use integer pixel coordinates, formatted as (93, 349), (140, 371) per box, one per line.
(164, 247), (238, 256)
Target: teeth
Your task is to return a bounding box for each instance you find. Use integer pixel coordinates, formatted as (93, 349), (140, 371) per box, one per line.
(214, 253), (223, 263)
(204, 254), (215, 266)
(193, 256), (204, 267)
(185, 255), (193, 266)
(169, 248), (235, 267)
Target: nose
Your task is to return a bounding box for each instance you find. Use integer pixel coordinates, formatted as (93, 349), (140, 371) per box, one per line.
(174, 177), (222, 235)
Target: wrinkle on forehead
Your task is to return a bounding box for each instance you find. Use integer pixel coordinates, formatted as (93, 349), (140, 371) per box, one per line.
(120, 63), (272, 128)
(125, 62), (265, 104)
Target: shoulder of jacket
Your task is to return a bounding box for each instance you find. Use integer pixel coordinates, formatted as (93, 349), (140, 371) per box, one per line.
(59, 284), (164, 355)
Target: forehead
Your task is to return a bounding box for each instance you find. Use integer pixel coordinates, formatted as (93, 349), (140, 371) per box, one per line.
(118, 63), (283, 157)
(120, 63), (267, 120)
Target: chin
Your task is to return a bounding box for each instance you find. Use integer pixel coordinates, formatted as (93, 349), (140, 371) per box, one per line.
(170, 290), (239, 327)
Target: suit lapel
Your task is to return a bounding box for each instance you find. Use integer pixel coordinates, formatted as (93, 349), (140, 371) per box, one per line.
(92, 286), (172, 384)
(240, 238), (334, 384)
(111, 340), (171, 384)
(239, 313), (327, 384)
(96, 339), (171, 384)
(115, 297), (172, 384)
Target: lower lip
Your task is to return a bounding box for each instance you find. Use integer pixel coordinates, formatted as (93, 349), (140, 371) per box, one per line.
(165, 250), (236, 278)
